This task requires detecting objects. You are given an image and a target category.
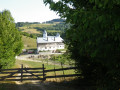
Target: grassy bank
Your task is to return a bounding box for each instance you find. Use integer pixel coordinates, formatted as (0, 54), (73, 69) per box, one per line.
(22, 36), (37, 49)
(15, 60), (75, 78)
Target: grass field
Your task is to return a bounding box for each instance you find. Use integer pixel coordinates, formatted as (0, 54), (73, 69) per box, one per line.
(22, 36), (37, 49)
(15, 59), (75, 74)
(19, 23), (55, 30)
(19, 23), (56, 35)
(22, 28), (41, 34)
(14, 59), (76, 81)
(19, 23), (62, 34)
(30, 23), (55, 27)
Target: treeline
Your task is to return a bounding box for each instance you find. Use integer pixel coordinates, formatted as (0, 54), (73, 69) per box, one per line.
(21, 31), (65, 39)
(44, 18), (65, 23)
(20, 32), (39, 39)
(17, 22), (70, 32)
(16, 19), (68, 39)
(16, 22), (40, 27)
(16, 19), (65, 27)
(16, 19), (70, 32)
(34, 23), (70, 31)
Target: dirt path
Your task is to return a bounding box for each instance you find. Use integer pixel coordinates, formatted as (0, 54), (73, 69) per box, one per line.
(15, 66), (47, 90)
(15, 81), (47, 90)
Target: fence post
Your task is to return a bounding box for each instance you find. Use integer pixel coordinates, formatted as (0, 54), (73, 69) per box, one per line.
(61, 62), (65, 81)
(21, 64), (23, 82)
(54, 66), (57, 82)
(42, 64), (46, 81)
(47, 59), (48, 65)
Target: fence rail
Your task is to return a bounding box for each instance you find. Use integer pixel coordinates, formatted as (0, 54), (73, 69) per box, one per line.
(46, 74), (81, 78)
(45, 67), (77, 72)
(0, 64), (81, 82)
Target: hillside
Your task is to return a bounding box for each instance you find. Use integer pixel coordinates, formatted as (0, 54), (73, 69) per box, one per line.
(22, 36), (37, 49)
(17, 19), (69, 50)
(16, 19), (69, 36)
(44, 18), (65, 23)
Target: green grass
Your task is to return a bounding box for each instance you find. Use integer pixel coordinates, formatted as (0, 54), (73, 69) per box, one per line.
(21, 23), (55, 29)
(19, 23), (61, 34)
(22, 35), (37, 49)
(19, 23), (55, 35)
(15, 59), (71, 69)
(30, 23), (55, 27)
(15, 60), (75, 78)
(22, 28), (41, 34)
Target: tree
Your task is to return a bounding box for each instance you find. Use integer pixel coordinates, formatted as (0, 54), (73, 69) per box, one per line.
(0, 10), (23, 69)
(44, 0), (120, 89)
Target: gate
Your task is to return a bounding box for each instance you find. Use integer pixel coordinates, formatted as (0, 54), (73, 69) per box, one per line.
(0, 64), (81, 82)
(0, 64), (46, 82)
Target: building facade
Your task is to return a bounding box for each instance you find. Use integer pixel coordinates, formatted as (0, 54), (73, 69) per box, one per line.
(37, 30), (64, 52)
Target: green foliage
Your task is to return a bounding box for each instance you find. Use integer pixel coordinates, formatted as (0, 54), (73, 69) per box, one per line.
(50, 51), (74, 65)
(21, 32), (38, 39)
(34, 22), (70, 32)
(44, 0), (120, 89)
(0, 10), (23, 69)
(45, 18), (65, 23)
(16, 22), (40, 27)
(16, 19), (70, 39)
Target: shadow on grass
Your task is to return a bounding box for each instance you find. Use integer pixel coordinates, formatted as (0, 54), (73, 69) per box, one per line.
(0, 78), (96, 90)
(41, 78), (96, 90)
(0, 82), (18, 90)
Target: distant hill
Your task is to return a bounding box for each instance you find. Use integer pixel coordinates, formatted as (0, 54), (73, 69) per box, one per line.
(16, 18), (69, 42)
(44, 18), (65, 24)
(16, 19), (69, 49)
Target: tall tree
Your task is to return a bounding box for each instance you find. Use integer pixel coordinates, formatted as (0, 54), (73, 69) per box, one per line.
(44, 0), (120, 89)
(0, 10), (23, 69)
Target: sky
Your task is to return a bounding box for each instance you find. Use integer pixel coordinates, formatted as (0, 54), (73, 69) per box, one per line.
(0, 0), (60, 23)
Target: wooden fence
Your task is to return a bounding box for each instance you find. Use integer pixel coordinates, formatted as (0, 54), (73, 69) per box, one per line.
(45, 67), (81, 79)
(0, 64), (81, 82)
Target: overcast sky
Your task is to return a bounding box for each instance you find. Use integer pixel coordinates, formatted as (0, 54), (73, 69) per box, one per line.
(0, 0), (60, 23)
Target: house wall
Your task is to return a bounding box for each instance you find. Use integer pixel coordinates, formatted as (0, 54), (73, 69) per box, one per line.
(37, 42), (64, 52)
(57, 44), (64, 49)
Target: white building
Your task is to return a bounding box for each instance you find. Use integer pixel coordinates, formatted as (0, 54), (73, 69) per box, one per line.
(37, 30), (64, 52)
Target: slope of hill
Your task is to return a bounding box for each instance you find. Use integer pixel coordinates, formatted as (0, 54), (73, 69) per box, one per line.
(22, 36), (37, 49)
(17, 19), (69, 49)
(44, 18), (65, 23)
(17, 18), (69, 38)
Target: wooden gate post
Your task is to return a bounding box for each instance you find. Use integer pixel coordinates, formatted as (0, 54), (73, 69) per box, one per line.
(21, 64), (23, 82)
(61, 62), (65, 81)
(54, 66), (57, 82)
(42, 64), (46, 81)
